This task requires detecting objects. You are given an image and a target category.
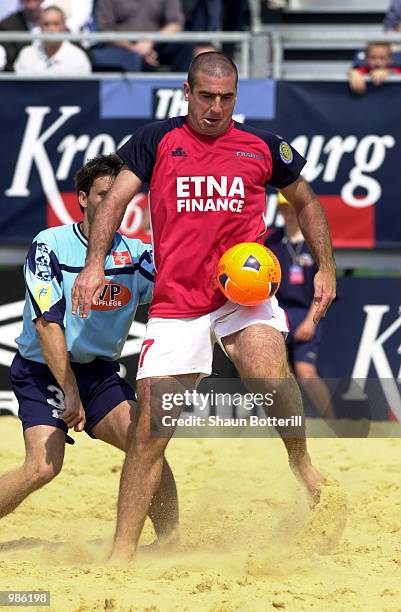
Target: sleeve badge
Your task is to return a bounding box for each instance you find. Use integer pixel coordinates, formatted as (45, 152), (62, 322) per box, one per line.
(279, 141), (293, 164)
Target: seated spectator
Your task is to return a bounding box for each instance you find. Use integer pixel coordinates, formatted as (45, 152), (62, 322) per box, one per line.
(182, 0), (222, 31)
(92, 0), (191, 73)
(0, 44), (6, 70)
(348, 42), (401, 95)
(42, 0), (94, 33)
(14, 5), (91, 75)
(0, 0), (43, 71)
(222, 0), (249, 58)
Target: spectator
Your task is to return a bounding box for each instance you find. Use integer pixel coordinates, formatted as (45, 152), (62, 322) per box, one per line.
(221, 0), (248, 58)
(384, 0), (401, 31)
(0, 0), (43, 71)
(265, 193), (335, 420)
(14, 5), (91, 75)
(182, 0), (222, 31)
(0, 1), (20, 22)
(193, 42), (220, 58)
(0, 44), (6, 70)
(42, 0), (94, 33)
(92, 0), (190, 73)
(348, 41), (401, 95)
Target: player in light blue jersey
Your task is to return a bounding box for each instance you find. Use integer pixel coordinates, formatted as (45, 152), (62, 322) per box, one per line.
(0, 155), (179, 549)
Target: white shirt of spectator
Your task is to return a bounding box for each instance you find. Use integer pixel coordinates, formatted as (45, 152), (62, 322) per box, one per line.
(42, 0), (94, 33)
(0, 44), (6, 71)
(14, 40), (91, 75)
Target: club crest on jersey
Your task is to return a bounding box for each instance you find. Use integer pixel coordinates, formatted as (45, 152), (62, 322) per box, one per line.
(34, 283), (52, 313)
(92, 281), (131, 310)
(112, 250), (132, 266)
(279, 141), (293, 164)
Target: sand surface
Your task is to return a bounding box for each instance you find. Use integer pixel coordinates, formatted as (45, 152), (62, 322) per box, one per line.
(1, 416), (401, 611)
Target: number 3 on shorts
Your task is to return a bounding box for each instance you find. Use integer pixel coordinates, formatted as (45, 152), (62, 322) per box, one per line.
(138, 339), (154, 368)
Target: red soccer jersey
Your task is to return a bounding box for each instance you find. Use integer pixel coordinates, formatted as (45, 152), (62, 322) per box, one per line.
(356, 65), (401, 75)
(118, 117), (306, 318)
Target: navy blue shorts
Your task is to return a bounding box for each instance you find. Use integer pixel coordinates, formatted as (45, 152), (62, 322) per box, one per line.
(10, 352), (135, 438)
(285, 307), (322, 366)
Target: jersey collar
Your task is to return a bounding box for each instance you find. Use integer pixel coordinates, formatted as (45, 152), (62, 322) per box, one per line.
(73, 222), (118, 255)
(73, 222), (87, 247)
(184, 117), (234, 142)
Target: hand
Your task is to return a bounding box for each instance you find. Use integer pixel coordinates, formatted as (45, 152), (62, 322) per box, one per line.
(131, 41), (159, 67)
(349, 71), (366, 95)
(294, 318), (316, 342)
(370, 68), (389, 86)
(71, 262), (105, 318)
(143, 50), (160, 68)
(132, 40), (155, 57)
(63, 389), (85, 432)
(312, 266), (336, 324)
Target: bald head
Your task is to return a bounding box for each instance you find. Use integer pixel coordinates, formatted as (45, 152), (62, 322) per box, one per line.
(188, 52), (238, 90)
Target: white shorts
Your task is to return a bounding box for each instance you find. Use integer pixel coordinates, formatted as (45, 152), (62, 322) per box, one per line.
(137, 297), (289, 381)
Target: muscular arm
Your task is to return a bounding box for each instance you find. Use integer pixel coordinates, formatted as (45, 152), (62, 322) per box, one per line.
(86, 168), (143, 266)
(280, 177), (336, 322)
(72, 167), (143, 316)
(280, 177), (334, 269)
(35, 318), (85, 431)
(160, 22), (182, 33)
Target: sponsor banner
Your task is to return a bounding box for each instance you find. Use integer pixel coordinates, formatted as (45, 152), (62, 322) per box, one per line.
(0, 78), (400, 247)
(0, 271), (400, 422)
(265, 82), (400, 248)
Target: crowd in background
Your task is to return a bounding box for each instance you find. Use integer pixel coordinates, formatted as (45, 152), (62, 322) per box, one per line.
(0, 0), (249, 74)
(1, 1), (401, 78)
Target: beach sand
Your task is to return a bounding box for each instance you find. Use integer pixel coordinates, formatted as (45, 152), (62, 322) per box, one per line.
(1, 416), (401, 611)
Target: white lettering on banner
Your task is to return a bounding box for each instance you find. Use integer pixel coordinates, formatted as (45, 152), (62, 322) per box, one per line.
(292, 134), (395, 207)
(6, 106), (81, 224)
(176, 176), (245, 213)
(5, 104), (396, 230)
(85, 133), (116, 160)
(5, 105), (138, 229)
(57, 134), (90, 180)
(155, 89), (188, 119)
(343, 305), (401, 420)
(119, 194), (145, 235)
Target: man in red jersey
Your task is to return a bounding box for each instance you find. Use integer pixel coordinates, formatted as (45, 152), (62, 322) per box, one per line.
(72, 52), (336, 562)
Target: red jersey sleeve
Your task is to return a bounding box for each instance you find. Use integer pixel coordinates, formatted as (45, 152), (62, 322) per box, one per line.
(117, 117), (185, 184)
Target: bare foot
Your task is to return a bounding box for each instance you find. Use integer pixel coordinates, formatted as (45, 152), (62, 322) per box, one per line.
(290, 455), (326, 506)
(107, 549), (134, 565)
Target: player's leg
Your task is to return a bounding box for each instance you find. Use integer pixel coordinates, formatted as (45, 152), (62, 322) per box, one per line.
(294, 361), (336, 419)
(90, 398), (179, 546)
(108, 315), (213, 562)
(222, 323), (325, 503)
(0, 425), (65, 518)
(110, 373), (198, 562)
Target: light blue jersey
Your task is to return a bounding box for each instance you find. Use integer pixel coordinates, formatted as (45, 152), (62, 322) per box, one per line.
(16, 223), (153, 364)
